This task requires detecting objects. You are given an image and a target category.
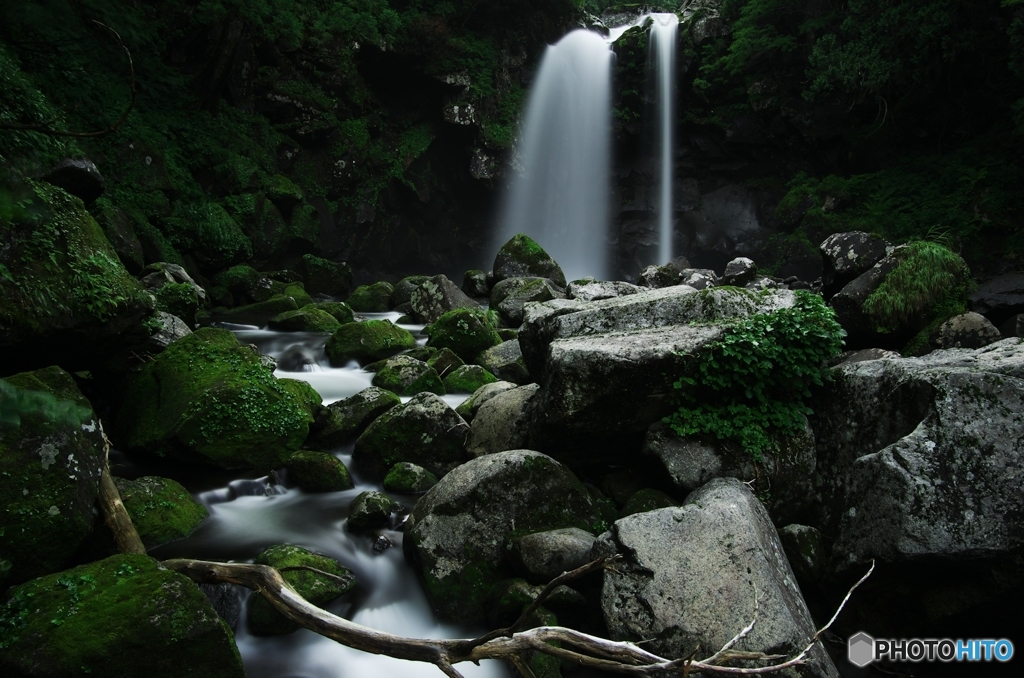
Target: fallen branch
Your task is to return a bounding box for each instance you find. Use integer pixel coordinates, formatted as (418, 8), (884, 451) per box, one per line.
(162, 556), (875, 677)
(94, 438), (873, 676)
(0, 21), (136, 138)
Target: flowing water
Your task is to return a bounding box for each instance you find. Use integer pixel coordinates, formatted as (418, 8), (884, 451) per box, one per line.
(137, 313), (506, 678)
(648, 14), (679, 265)
(497, 29), (613, 282)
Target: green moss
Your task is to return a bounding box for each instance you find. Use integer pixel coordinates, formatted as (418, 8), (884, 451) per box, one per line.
(222, 294), (299, 319)
(426, 347), (464, 378)
(117, 327), (317, 469)
(286, 450), (353, 492)
(266, 174), (304, 205)
(0, 179), (153, 341)
(248, 545), (355, 636)
(163, 201), (253, 273)
(114, 476), (207, 549)
(493, 233), (566, 286)
(312, 301), (355, 325)
(862, 241), (972, 335)
(154, 282), (199, 325)
(0, 554), (244, 676)
(425, 307), (502, 362)
(299, 254), (353, 298)
(283, 283), (314, 308)
(347, 490), (401, 531)
(382, 462), (438, 494)
(0, 366), (102, 585)
(215, 264), (262, 295)
(268, 307), (342, 332)
(325, 319), (417, 365)
(346, 281), (395, 312)
(443, 365), (497, 394)
(288, 203), (320, 249)
(372, 356), (446, 396)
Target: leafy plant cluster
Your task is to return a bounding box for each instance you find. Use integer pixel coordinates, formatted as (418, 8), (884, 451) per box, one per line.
(774, 134), (1024, 266)
(664, 291), (845, 460)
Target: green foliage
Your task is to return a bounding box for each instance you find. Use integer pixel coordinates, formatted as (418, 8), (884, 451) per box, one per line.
(776, 135), (1024, 265)
(154, 282), (199, 325)
(664, 292), (845, 460)
(164, 201), (253, 272)
(862, 241), (971, 334)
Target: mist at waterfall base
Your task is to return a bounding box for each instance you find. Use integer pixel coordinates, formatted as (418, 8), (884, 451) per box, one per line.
(496, 29), (613, 283)
(123, 314), (507, 678)
(649, 14), (679, 266)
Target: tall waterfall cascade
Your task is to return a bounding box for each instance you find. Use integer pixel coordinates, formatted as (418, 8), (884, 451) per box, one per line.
(497, 29), (613, 282)
(649, 13), (679, 265)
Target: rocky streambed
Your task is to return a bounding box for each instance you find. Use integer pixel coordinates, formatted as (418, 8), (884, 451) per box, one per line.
(2, 213), (1023, 677)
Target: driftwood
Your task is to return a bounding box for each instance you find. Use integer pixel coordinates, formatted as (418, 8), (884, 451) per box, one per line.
(96, 420), (873, 677)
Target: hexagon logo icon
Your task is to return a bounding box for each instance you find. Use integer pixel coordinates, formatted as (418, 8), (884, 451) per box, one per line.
(848, 631), (875, 667)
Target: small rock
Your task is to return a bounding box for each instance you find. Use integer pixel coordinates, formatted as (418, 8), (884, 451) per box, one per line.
(493, 233), (567, 287)
(372, 355), (446, 396)
(475, 339), (531, 384)
(42, 157), (106, 204)
(931, 311), (1002, 350)
(308, 386), (401, 447)
(462, 269), (489, 297)
(286, 450), (353, 492)
(383, 462), (439, 494)
(443, 364), (497, 394)
(466, 384), (540, 457)
(721, 256), (757, 287)
(454, 380), (519, 422)
(512, 527), (597, 581)
(347, 490), (401, 531)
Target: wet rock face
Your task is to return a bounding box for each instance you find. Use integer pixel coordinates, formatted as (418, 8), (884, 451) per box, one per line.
(0, 366), (104, 586)
(600, 478), (838, 678)
(403, 450), (602, 624)
(969, 272), (1024, 325)
(819, 231), (892, 297)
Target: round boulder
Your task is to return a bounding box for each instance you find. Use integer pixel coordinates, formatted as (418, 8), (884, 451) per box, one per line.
(371, 355), (445, 396)
(493, 234), (567, 287)
(404, 450), (603, 624)
(325, 319), (417, 365)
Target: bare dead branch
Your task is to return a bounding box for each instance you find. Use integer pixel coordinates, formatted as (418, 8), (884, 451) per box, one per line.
(0, 21), (136, 138)
(97, 419), (146, 555)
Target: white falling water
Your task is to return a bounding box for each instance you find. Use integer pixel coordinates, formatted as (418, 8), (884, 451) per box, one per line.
(498, 29), (613, 282)
(649, 13), (679, 265)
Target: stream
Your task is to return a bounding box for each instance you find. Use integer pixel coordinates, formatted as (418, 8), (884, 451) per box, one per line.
(122, 313), (508, 678)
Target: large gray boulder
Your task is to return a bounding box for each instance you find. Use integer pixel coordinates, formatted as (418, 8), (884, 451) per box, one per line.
(494, 278), (564, 325)
(352, 392), (469, 479)
(454, 380), (519, 422)
(812, 339), (1024, 570)
(404, 450), (602, 624)
(521, 288), (798, 464)
(465, 384), (540, 457)
(475, 339), (531, 385)
(930, 311), (1002, 350)
(566, 279), (643, 302)
(601, 478), (838, 677)
(308, 386), (400, 448)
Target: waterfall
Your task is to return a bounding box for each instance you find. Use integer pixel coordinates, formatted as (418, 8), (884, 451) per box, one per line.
(649, 13), (679, 265)
(498, 29), (613, 282)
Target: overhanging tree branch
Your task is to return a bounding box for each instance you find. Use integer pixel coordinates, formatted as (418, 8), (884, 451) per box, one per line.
(0, 21), (136, 138)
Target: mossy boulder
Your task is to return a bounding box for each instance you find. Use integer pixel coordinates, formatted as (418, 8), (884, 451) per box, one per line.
(154, 282), (199, 327)
(426, 347), (464, 379)
(454, 381), (519, 423)
(492, 234), (566, 287)
(113, 476), (208, 550)
(0, 179), (154, 374)
(383, 462), (438, 494)
(0, 365), (103, 585)
(444, 365), (498, 394)
(0, 554), (245, 677)
(268, 308), (343, 333)
(347, 490), (401, 531)
(164, 201), (253, 274)
(353, 392), (470, 479)
(324, 320), (417, 365)
(116, 328), (319, 469)
(214, 264), (262, 297)
(266, 173), (304, 209)
(286, 450), (353, 492)
(372, 355), (446, 396)
(308, 386), (401, 448)
(391, 275), (431, 307)
(90, 197), (144, 274)
(475, 339), (531, 385)
(298, 254), (352, 298)
(346, 281), (395, 312)
(462, 269), (489, 297)
(221, 294), (299, 320)
(403, 450), (603, 624)
(426, 307), (503, 362)
(247, 545), (355, 636)
(284, 283), (314, 308)
(312, 301), (355, 325)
